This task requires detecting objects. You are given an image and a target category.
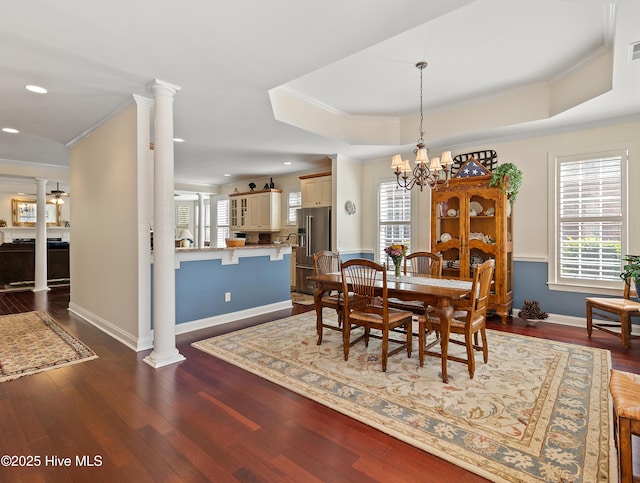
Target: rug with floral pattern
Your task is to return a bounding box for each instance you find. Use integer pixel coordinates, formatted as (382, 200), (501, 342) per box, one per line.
(0, 311), (97, 382)
(192, 311), (615, 482)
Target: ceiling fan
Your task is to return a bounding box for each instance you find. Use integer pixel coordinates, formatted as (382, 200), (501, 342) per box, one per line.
(48, 182), (70, 204)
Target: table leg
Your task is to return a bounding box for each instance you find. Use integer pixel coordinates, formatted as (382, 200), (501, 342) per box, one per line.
(434, 303), (453, 384)
(313, 289), (324, 345)
(419, 319), (425, 367)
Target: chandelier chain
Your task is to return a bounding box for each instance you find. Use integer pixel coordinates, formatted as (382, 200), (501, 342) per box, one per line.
(419, 64), (424, 144)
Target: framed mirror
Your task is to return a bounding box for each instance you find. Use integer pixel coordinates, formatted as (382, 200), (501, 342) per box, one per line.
(12, 199), (61, 227)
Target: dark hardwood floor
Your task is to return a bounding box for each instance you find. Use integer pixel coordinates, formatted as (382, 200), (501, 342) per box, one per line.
(1, 286), (638, 482)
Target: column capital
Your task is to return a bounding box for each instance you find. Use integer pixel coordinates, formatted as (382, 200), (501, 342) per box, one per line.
(149, 79), (182, 98)
(133, 94), (154, 107)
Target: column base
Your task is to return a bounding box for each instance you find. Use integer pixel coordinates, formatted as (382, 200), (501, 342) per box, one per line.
(143, 349), (185, 369)
(32, 286), (51, 293)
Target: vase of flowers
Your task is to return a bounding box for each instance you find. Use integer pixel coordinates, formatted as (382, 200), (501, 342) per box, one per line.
(385, 244), (407, 278)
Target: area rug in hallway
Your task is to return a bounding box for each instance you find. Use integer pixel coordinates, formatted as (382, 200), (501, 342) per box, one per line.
(193, 311), (615, 482)
(0, 311), (97, 382)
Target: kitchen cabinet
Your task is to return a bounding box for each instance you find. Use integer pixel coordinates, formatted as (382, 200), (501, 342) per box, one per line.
(229, 189), (282, 232)
(300, 172), (332, 207)
(431, 176), (513, 323)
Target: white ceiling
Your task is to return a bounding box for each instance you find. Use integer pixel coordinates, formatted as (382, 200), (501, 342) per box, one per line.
(0, 0), (639, 192)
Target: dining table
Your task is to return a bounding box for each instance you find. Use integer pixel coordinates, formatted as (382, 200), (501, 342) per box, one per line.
(307, 271), (473, 383)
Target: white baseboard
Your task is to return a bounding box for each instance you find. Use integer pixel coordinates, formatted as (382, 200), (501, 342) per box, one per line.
(513, 308), (640, 336)
(174, 300), (293, 335)
(69, 299), (293, 352)
(68, 302), (150, 351)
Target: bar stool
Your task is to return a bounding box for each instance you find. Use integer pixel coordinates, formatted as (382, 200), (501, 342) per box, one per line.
(609, 369), (640, 482)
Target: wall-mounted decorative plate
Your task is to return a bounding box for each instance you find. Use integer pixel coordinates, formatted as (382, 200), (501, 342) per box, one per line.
(345, 200), (356, 215)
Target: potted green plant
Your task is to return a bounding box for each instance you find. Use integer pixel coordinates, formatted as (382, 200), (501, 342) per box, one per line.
(620, 254), (640, 297)
(489, 162), (523, 204)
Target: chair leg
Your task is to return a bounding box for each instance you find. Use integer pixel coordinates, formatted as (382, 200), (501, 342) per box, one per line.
(343, 323), (351, 361)
(465, 334), (475, 379)
(618, 416), (633, 482)
(418, 319), (426, 367)
(381, 331), (389, 372)
(621, 314), (630, 352)
(406, 320), (412, 358)
(316, 308), (323, 345)
(481, 327), (488, 363)
(586, 303), (593, 337)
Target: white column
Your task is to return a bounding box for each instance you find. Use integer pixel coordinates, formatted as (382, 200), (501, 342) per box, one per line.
(33, 178), (50, 292)
(143, 79), (185, 369)
(133, 94), (154, 350)
(197, 193), (205, 248)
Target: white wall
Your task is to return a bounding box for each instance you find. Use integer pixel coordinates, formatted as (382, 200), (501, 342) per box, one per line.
(334, 154), (363, 254)
(360, 120), (640, 260)
(69, 102), (143, 343)
(467, 121), (639, 259)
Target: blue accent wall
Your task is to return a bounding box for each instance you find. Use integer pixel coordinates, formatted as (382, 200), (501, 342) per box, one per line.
(341, 252), (374, 262)
(513, 260), (618, 318)
(174, 254), (291, 324)
(152, 254), (291, 326)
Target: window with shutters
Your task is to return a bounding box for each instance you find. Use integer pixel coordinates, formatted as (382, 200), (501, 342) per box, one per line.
(216, 198), (230, 248)
(175, 204), (191, 238)
(287, 191), (301, 224)
(379, 181), (411, 264)
(203, 202), (211, 244)
(549, 149), (628, 291)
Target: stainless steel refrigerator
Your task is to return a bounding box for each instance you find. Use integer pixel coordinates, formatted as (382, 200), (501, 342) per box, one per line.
(295, 206), (331, 294)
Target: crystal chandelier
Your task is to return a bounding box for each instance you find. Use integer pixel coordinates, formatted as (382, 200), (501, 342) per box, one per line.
(391, 61), (453, 191)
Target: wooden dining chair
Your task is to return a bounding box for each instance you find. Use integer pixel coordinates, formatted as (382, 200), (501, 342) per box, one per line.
(405, 251), (443, 278)
(341, 258), (413, 371)
(586, 280), (640, 351)
(313, 250), (345, 345)
(418, 259), (494, 379)
(389, 252), (443, 316)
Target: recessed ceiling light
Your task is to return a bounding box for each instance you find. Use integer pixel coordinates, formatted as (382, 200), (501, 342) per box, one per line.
(283, 161), (292, 165)
(224, 173), (231, 177)
(2, 128), (19, 134)
(173, 137), (185, 143)
(25, 84), (47, 94)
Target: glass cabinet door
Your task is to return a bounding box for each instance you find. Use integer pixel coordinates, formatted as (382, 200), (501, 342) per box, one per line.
(230, 198), (238, 228)
(467, 192), (497, 274)
(434, 194), (462, 277)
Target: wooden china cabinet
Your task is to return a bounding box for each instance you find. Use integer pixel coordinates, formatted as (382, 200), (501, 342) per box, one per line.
(430, 176), (513, 323)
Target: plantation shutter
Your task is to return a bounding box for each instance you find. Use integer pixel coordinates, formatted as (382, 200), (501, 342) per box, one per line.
(558, 154), (624, 282)
(204, 202), (211, 244)
(379, 181), (411, 263)
(288, 191), (301, 224)
(216, 199), (230, 248)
